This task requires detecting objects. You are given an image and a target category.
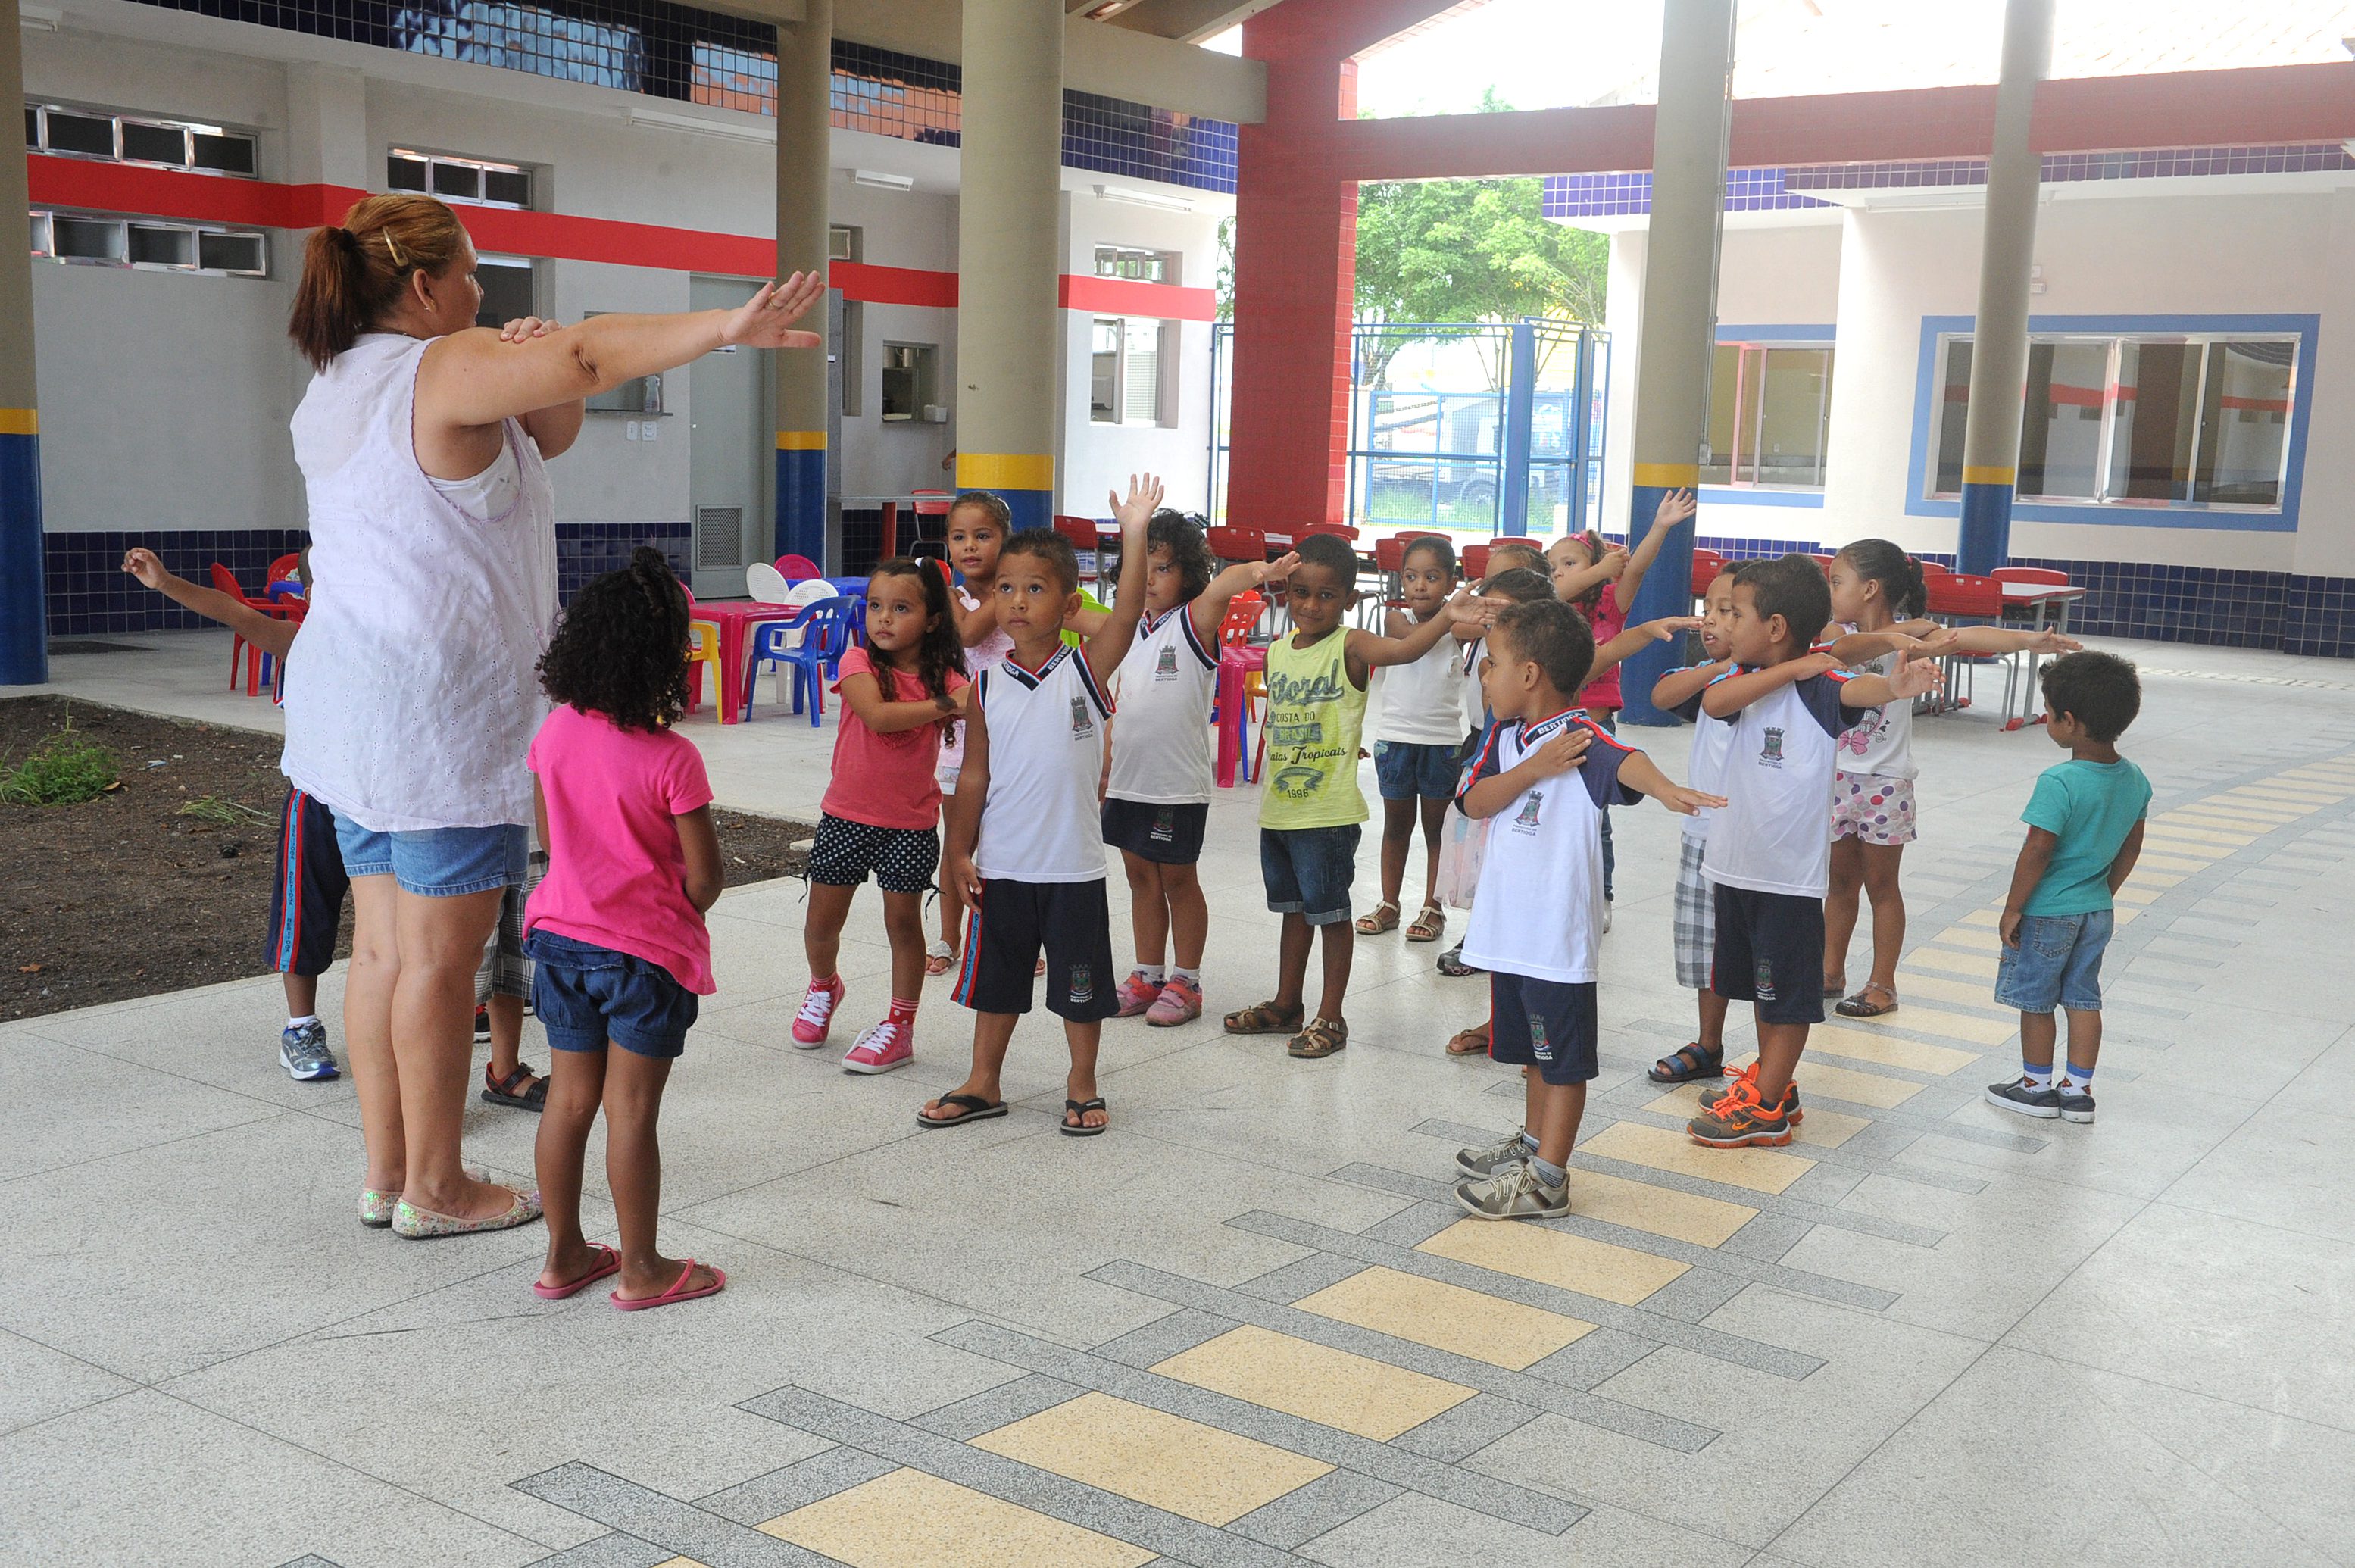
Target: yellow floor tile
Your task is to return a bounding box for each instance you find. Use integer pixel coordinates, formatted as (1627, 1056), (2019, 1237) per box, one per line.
(2141, 823), (2258, 849)
(761, 1469), (1154, 1568)
(1643, 1086), (1869, 1148)
(2223, 788), (2340, 808)
(1295, 1266), (1594, 1370)
(1776, 1054), (1926, 1107)
(1871, 1002), (2017, 1045)
(2130, 869), (2185, 889)
(651, 1560), (706, 1568)
(1888, 970), (2011, 1010)
(1151, 1326), (1475, 1441)
(1934, 926), (2002, 951)
(1960, 908), (2003, 927)
(2156, 813), (2273, 836)
(2134, 852), (2212, 874)
(1577, 1120), (1814, 1196)
(971, 1392), (1330, 1526)
(2113, 907), (2140, 926)
(2114, 884), (2160, 906)
(1906, 946), (2001, 979)
(2172, 804), (2300, 824)
(1564, 1164), (1758, 1246)
(1416, 1213), (1694, 1301)
(1807, 1022), (1980, 1075)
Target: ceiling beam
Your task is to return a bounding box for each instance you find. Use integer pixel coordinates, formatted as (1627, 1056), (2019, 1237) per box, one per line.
(1098, 0), (1281, 44)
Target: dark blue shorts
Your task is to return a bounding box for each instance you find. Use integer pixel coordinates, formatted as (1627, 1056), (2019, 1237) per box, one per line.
(526, 929), (698, 1058)
(1710, 884), (1826, 1026)
(1488, 972), (1600, 1085)
(1101, 797), (1209, 866)
(1374, 741), (1460, 801)
(268, 787), (349, 977)
(1260, 825), (1361, 926)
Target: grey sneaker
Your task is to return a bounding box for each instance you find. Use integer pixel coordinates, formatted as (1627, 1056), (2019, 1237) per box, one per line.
(280, 1020), (339, 1082)
(1455, 1127), (1534, 1179)
(2057, 1085), (2096, 1124)
(1984, 1077), (2059, 1119)
(1456, 1160), (1569, 1221)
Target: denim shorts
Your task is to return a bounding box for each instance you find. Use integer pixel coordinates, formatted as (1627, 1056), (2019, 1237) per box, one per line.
(333, 819), (526, 898)
(1260, 825), (1361, 926)
(525, 929), (698, 1058)
(1994, 908), (2113, 1014)
(1373, 741), (1460, 802)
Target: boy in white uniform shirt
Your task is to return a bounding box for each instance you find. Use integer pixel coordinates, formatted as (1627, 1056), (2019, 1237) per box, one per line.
(1646, 566), (1740, 1085)
(1449, 601), (1723, 1220)
(1686, 554), (1939, 1150)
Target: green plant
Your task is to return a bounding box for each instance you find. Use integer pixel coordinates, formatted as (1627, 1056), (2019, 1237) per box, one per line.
(0, 720), (120, 805)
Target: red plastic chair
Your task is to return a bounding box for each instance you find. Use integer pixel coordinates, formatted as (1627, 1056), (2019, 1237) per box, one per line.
(1462, 544), (1491, 583)
(267, 551), (301, 588)
(776, 554), (822, 582)
(1052, 514), (1103, 587)
(1298, 521), (1360, 542)
(1207, 526), (1268, 564)
(1917, 559), (1953, 579)
(1689, 548), (1726, 600)
(1993, 566), (2069, 586)
(207, 564), (275, 695)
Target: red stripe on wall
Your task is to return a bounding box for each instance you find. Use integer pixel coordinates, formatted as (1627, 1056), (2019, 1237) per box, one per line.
(25, 155), (1204, 319)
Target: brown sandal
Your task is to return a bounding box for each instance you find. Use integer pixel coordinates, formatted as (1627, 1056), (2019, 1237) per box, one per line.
(1224, 999), (1305, 1035)
(1445, 1023), (1490, 1057)
(1835, 983), (1900, 1019)
(1404, 901), (1447, 943)
(1288, 1016), (1348, 1059)
(1353, 899), (1401, 936)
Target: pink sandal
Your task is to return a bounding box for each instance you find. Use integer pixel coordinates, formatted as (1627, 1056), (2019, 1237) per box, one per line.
(532, 1243), (620, 1301)
(611, 1259), (726, 1312)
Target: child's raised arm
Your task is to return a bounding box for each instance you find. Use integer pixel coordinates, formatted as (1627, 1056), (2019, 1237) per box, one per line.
(1821, 626), (1931, 666)
(1613, 486), (1697, 609)
(122, 548), (299, 659)
(1083, 473), (1163, 691)
(1838, 654), (1943, 710)
(953, 587), (1003, 648)
(1187, 551), (1295, 648)
(1651, 656), (1734, 714)
(940, 695), (991, 904)
(1701, 651), (1838, 717)
(1345, 587), (1497, 682)
(677, 804), (723, 914)
(1554, 549), (1626, 604)
(1615, 748), (1727, 817)
(1591, 615), (1702, 685)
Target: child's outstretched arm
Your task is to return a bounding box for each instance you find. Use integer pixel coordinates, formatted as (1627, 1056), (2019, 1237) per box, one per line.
(1936, 625), (2085, 657)
(1615, 749), (1728, 817)
(1651, 657), (1734, 714)
(941, 698), (990, 904)
(1187, 551), (1297, 648)
(1083, 473), (1164, 691)
(1591, 615), (1703, 684)
(1458, 725), (1589, 820)
(840, 667), (965, 735)
(1613, 486), (1698, 609)
(121, 548), (297, 659)
(1345, 587), (1498, 682)
(1701, 651), (1838, 717)
(1999, 826), (2060, 949)
(678, 804), (723, 914)
(1840, 653), (1943, 710)
(1820, 627), (1931, 665)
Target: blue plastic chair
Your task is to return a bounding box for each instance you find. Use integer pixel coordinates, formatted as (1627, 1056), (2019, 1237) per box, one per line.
(743, 596), (856, 724)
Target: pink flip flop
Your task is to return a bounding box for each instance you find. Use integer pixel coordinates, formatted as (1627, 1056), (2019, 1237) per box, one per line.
(531, 1243), (620, 1301)
(611, 1259), (726, 1312)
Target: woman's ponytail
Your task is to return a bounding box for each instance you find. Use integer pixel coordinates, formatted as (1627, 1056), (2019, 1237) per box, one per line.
(286, 194), (470, 370)
(289, 226), (369, 370)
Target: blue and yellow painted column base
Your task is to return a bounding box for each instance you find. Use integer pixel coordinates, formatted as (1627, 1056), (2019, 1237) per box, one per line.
(775, 430), (827, 569)
(1956, 464), (2014, 578)
(955, 452), (1054, 536)
(0, 408), (45, 687)
(1616, 462), (1698, 727)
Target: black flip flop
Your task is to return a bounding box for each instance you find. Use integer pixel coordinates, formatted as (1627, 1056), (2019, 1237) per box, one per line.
(1060, 1097), (1109, 1137)
(482, 1062), (548, 1111)
(917, 1092), (1008, 1129)
(1648, 1042), (1724, 1085)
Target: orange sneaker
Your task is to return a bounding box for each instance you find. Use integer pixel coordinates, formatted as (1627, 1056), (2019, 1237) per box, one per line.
(1698, 1061), (1803, 1124)
(1687, 1075), (1794, 1148)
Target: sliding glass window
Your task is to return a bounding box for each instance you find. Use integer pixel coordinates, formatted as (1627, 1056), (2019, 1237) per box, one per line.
(1701, 341), (1833, 489)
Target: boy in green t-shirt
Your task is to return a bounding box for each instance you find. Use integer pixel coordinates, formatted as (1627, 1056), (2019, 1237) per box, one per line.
(1222, 533), (1494, 1061)
(1986, 651), (2150, 1125)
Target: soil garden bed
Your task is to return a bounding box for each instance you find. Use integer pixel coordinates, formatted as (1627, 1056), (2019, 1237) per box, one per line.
(1, 696), (811, 1022)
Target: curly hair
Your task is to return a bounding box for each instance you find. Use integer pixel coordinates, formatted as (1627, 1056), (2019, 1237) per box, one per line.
(538, 546), (691, 732)
(866, 557), (969, 744)
(1145, 509), (1217, 602)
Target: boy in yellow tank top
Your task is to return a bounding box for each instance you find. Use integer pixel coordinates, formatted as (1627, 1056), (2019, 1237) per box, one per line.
(1223, 533), (1495, 1060)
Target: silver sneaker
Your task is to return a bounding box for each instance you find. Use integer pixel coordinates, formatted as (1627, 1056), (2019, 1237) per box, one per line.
(1457, 1160), (1569, 1221)
(1454, 1127), (1533, 1179)
(280, 1020), (339, 1082)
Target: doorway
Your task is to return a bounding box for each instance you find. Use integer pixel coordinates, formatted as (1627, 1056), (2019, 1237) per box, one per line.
(688, 274), (773, 597)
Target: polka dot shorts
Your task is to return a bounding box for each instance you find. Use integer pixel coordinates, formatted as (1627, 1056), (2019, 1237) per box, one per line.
(1830, 771), (1917, 846)
(807, 813), (941, 895)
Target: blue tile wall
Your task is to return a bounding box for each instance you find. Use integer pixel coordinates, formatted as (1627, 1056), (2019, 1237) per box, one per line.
(126, 0), (1238, 193)
(44, 523), (689, 636)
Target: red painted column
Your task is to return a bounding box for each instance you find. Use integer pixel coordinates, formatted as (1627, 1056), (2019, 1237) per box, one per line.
(1226, 19), (1354, 533)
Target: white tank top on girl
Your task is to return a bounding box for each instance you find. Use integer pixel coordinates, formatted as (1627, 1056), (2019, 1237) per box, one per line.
(973, 645), (1115, 884)
(1376, 624), (1465, 746)
(1836, 645), (1916, 780)
(281, 333), (556, 832)
(1107, 605), (1219, 805)
(938, 584), (1014, 779)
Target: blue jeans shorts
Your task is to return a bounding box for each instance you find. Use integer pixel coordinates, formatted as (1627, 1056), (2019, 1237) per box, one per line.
(1374, 741), (1460, 802)
(333, 819), (526, 898)
(1260, 825), (1361, 927)
(1994, 908), (2114, 1014)
(525, 929), (698, 1058)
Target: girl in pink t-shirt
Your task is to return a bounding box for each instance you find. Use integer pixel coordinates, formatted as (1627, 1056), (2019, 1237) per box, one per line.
(792, 558), (971, 1073)
(525, 548), (726, 1312)
(1548, 486), (1698, 914)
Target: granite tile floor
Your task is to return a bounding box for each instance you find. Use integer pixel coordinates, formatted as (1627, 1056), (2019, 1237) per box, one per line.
(6, 629), (2355, 1566)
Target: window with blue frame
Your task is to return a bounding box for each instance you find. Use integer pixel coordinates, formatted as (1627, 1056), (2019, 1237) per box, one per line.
(1929, 330), (2297, 510)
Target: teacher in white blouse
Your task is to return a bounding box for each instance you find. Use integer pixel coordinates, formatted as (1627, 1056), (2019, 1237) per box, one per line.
(283, 192), (823, 1237)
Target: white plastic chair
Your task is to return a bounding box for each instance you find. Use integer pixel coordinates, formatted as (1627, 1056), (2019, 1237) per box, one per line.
(745, 561), (793, 604)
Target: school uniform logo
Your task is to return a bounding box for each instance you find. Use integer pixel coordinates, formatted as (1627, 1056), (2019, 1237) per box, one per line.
(1156, 645), (1179, 678)
(1528, 1014), (1552, 1060)
(1513, 791), (1544, 831)
(1070, 696), (1095, 737)
(1754, 957), (1778, 1000)
(1760, 726), (1785, 767)
(1069, 964), (1095, 1005)
(1151, 807), (1176, 842)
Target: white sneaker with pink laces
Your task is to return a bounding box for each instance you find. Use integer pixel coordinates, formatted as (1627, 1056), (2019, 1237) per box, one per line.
(791, 976), (845, 1048)
(842, 1018), (914, 1074)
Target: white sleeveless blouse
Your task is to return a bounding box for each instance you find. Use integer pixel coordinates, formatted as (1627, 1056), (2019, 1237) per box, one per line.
(280, 333), (557, 832)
